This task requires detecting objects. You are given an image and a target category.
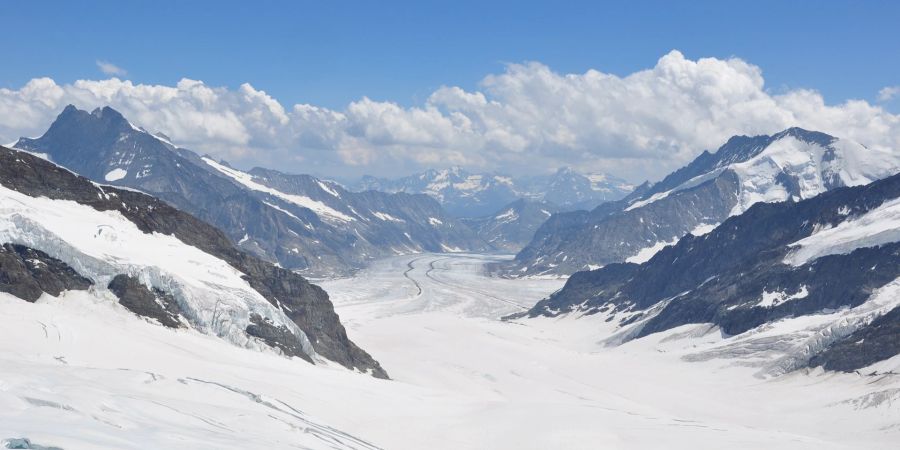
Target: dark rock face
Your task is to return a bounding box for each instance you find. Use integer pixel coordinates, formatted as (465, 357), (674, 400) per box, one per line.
(0, 244), (92, 302)
(107, 274), (184, 329)
(525, 173), (900, 370)
(511, 172), (740, 274)
(809, 306), (900, 372)
(461, 199), (562, 253)
(14, 106), (484, 276)
(235, 252), (388, 378)
(0, 145), (386, 378)
(246, 313), (314, 363)
(634, 243), (900, 338)
(509, 262), (638, 318)
(503, 128), (877, 276)
(248, 166), (487, 259)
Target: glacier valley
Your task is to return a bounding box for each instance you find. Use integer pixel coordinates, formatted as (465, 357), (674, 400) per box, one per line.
(2, 253), (898, 449)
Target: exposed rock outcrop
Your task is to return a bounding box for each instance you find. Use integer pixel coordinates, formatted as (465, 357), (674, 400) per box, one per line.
(107, 274), (184, 329)
(0, 243), (91, 302)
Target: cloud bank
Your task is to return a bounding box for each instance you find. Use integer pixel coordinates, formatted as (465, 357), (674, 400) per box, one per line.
(2, 50), (898, 181)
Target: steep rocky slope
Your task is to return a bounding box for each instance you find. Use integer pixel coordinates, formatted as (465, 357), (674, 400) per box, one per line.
(461, 199), (562, 252)
(14, 106), (485, 276)
(0, 145), (386, 378)
(520, 173), (900, 373)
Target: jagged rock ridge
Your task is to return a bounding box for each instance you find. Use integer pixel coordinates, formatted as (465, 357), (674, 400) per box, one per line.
(14, 105), (486, 276)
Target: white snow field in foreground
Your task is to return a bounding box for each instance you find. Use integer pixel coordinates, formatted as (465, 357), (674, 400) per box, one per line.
(2, 254), (899, 449)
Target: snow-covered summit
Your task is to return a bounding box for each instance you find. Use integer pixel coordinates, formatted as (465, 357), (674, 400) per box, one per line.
(355, 166), (632, 217)
(506, 128), (900, 276)
(629, 128), (900, 215)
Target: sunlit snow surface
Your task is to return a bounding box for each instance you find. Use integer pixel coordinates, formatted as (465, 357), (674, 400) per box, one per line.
(626, 135), (900, 216)
(0, 183), (315, 358)
(103, 168), (127, 182)
(785, 197), (900, 266)
(2, 254), (899, 449)
(202, 157), (355, 222)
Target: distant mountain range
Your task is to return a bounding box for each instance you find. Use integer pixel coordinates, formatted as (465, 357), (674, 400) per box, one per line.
(516, 171), (900, 374)
(461, 199), (562, 253)
(504, 128), (900, 276)
(0, 144), (386, 377)
(14, 106), (488, 276)
(353, 166), (634, 218)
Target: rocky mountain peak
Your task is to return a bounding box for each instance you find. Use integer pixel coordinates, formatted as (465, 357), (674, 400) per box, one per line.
(506, 127), (898, 276)
(15, 105), (488, 276)
(773, 127), (836, 147)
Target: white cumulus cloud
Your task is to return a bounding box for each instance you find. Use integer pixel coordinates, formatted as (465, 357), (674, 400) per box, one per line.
(2, 50), (899, 182)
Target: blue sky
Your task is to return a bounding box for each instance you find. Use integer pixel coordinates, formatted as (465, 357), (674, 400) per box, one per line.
(4, 0), (897, 108)
(1, 1), (899, 180)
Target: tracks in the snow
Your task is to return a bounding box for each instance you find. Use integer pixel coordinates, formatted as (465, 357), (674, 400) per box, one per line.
(403, 257), (425, 297)
(184, 377), (383, 450)
(422, 257), (528, 311)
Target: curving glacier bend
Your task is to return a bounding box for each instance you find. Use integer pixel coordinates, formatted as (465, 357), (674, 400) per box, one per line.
(2, 253), (898, 449)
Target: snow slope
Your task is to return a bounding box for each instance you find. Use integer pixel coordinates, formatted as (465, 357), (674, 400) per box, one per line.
(322, 255), (900, 449)
(0, 182), (316, 359)
(0, 292), (377, 450)
(631, 134), (900, 217)
(509, 128), (900, 276)
(785, 196), (900, 266)
(728, 136), (899, 214)
(202, 157), (356, 223)
(625, 238), (678, 264)
(3, 254), (898, 449)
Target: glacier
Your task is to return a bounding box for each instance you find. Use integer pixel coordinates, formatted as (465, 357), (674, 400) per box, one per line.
(1, 253), (899, 449)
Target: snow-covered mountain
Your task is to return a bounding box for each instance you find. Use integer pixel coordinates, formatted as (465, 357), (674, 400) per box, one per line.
(13, 106), (487, 276)
(354, 166), (633, 217)
(505, 128), (900, 276)
(461, 199), (562, 253)
(2, 141), (898, 447)
(0, 144), (386, 378)
(517, 172), (900, 374)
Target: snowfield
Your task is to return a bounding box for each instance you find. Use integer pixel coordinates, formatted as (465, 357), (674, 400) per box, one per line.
(2, 254), (899, 449)
(103, 168), (127, 182)
(0, 183), (315, 358)
(627, 135), (900, 217)
(202, 156), (356, 223)
(785, 196), (900, 266)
